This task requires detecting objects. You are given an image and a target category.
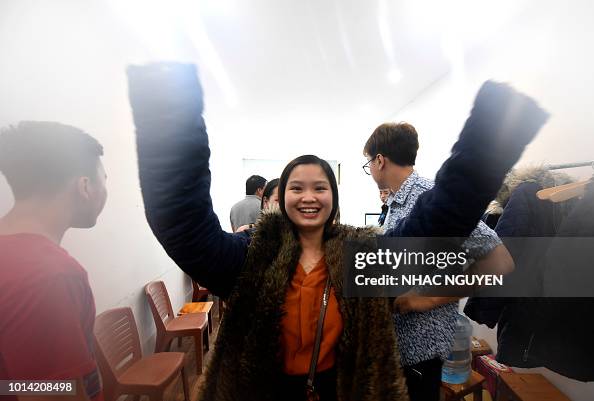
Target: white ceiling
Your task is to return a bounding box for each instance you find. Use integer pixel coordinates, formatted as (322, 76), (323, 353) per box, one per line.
(103, 0), (536, 121)
(0, 0), (539, 140)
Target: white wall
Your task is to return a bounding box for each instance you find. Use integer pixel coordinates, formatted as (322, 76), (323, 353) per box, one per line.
(0, 0), (193, 353)
(385, 0), (594, 179)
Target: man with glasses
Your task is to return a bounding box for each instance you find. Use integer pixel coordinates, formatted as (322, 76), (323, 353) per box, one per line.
(362, 122), (514, 401)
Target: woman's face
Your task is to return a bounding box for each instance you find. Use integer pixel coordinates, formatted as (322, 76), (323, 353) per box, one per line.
(263, 187), (279, 210)
(284, 164), (333, 234)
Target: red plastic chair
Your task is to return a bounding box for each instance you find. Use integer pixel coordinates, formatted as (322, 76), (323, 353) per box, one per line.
(94, 307), (189, 401)
(145, 281), (208, 375)
(192, 280), (210, 302)
(190, 279), (225, 322)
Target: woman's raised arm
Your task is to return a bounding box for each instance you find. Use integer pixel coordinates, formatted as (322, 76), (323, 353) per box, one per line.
(388, 81), (549, 240)
(128, 63), (248, 298)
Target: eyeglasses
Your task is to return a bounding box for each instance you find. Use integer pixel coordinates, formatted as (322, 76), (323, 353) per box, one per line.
(362, 155), (379, 175)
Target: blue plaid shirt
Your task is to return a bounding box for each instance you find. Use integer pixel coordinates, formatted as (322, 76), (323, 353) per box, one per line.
(384, 171), (501, 366)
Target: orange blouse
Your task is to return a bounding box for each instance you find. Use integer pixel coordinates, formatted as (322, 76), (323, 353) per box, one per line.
(280, 258), (344, 375)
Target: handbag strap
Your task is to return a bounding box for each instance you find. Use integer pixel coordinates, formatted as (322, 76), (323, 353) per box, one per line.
(306, 276), (332, 390)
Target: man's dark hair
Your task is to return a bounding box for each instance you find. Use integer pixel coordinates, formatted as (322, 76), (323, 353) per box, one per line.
(278, 155), (339, 238)
(246, 175), (266, 195)
(364, 122), (419, 166)
(0, 121), (104, 200)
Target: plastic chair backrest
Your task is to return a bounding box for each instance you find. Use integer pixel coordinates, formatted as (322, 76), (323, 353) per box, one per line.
(94, 307), (142, 400)
(145, 281), (174, 330)
(191, 280), (210, 302)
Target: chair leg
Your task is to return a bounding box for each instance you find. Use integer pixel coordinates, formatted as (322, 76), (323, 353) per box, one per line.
(194, 333), (204, 375)
(181, 366), (190, 401)
(203, 328), (210, 351)
(155, 333), (165, 353)
(157, 335), (174, 353)
(149, 392), (164, 401)
(218, 297), (224, 321)
(208, 310), (213, 334)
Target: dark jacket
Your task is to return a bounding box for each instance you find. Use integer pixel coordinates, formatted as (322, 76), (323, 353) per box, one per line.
(540, 183), (594, 381)
(201, 212), (409, 401)
(465, 170), (594, 381)
(493, 181), (564, 371)
(480, 166), (573, 230)
(465, 180), (565, 329)
(466, 169), (575, 325)
(128, 63), (548, 400)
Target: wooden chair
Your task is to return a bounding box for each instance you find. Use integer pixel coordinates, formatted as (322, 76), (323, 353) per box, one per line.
(178, 301), (214, 334)
(145, 281), (209, 375)
(190, 280), (224, 322)
(192, 280), (225, 327)
(94, 307), (189, 401)
(496, 373), (571, 401)
(442, 370), (486, 401)
(192, 280), (210, 302)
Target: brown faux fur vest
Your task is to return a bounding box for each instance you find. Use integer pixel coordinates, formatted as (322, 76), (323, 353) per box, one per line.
(199, 212), (409, 401)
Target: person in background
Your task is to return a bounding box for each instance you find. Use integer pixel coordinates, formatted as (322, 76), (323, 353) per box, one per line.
(236, 178), (280, 233)
(378, 188), (391, 227)
(129, 63), (548, 401)
(363, 121), (515, 401)
(379, 188), (391, 204)
(230, 175), (266, 231)
(0, 121), (107, 401)
(261, 178), (280, 210)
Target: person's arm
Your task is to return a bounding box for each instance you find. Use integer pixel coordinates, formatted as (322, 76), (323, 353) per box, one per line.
(387, 81), (549, 241)
(389, 81), (547, 314)
(394, 244), (513, 313)
(460, 220), (515, 279)
(394, 294), (459, 314)
(128, 63), (248, 298)
(395, 218), (514, 313)
(467, 243), (514, 276)
(235, 224), (253, 233)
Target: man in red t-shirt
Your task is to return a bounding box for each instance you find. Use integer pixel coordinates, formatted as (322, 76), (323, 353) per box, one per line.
(0, 121), (107, 401)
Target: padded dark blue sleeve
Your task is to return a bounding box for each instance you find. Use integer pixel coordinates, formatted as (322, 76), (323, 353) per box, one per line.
(128, 63), (248, 299)
(386, 81), (549, 243)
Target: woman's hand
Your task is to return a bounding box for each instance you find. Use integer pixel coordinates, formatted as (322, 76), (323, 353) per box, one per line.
(235, 224), (252, 233)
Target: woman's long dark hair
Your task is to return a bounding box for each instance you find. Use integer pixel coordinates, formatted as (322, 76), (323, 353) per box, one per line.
(278, 155), (339, 239)
(260, 178), (280, 209)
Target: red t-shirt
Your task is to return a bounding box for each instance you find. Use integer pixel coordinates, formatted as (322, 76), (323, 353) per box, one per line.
(0, 234), (103, 401)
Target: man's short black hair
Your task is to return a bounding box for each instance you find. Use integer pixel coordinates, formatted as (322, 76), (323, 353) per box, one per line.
(246, 175), (266, 195)
(0, 121), (104, 200)
(364, 122), (419, 166)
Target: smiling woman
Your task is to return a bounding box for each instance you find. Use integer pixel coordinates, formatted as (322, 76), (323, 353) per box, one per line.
(280, 156), (338, 237)
(129, 63), (547, 401)
(130, 63), (409, 401)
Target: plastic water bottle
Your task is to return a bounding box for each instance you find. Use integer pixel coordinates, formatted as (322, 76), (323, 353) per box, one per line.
(442, 313), (473, 384)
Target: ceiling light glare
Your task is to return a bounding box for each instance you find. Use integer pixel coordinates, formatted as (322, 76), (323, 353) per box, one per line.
(388, 69), (402, 84)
